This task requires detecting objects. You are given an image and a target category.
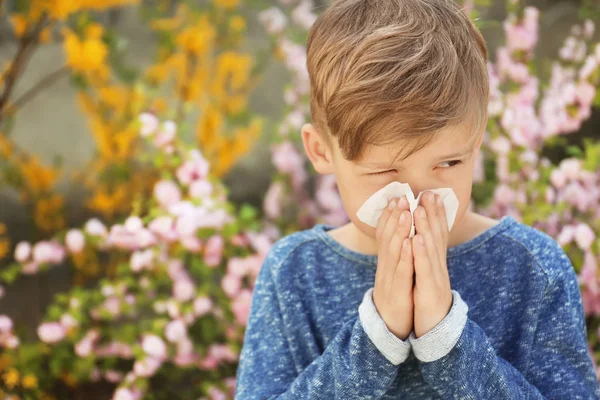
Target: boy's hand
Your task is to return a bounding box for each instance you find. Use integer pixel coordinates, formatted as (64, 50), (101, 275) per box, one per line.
(372, 195), (415, 341)
(412, 192), (453, 338)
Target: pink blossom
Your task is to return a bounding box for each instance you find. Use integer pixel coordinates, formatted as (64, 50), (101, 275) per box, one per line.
(246, 232), (272, 256)
(231, 289), (253, 326)
(557, 225), (576, 246)
(37, 322), (66, 344)
(189, 179), (213, 199)
(208, 344), (238, 363)
(85, 218), (108, 237)
(165, 319), (187, 343)
(166, 299), (180, 318)
(579, 56), (598, 80)
(258, 7), (288, 34)
(291, 1), (317, 30)
(154, 180), (182, 210)
(104, 297), (121, 317)
(33, 241), (65, 265)
(130, 249), (155, 272)
(550, 169), (567, 189)
(173, 279), (196, 302)
(264, 181), (284, 219)
(5, 335), (19, 349)
(113, 388), (135, 400)
(271, 141), (307, 187)
(167, 260), (187, 281)
(559, 159), (581, 181)
(148, 216), (178, 242)
(125, 216), (144, 232)
(141, 334), (167, 360)
(199, 355), (219, 370)
(196, 209), (231, 230)
(75, 336), (94, 357)
(194, 296), (213, 317)
(575, 81), (596, 107)
(227, 257), (249, 277)
(176, 150), (210, 185)
(180, 236), (203, 253)
(104, 370), (123, 383)
(60, 314), (78, 330)
(490, 137), (511, 155)
(221, 274), (241, 298)
(207, 386), (227, 400)
(494, 184), (516, 206)
(14, 241), (31, 263)
(66, 229), (86, 253)
(316, 175), (343, 212)
(21, 262), (39, 275)
(153, 120), (176, 148)
(133, 357), (162, 378)
(563, 182), (590, 212)
(139, 112), (159, 137)
(575, 224), (596, 250)
(204, 235), (224, 267)
(0, 315), (13, 333)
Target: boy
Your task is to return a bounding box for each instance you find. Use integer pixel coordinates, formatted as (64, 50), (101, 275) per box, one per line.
(235, 0), (600, 398)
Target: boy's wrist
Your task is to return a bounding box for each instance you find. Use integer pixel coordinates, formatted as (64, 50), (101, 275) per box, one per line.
(358, 287), (412, 366)
(408, 290), (469, 363)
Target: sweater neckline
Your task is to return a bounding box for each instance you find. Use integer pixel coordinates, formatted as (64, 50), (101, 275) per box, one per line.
(313, 215), (517, 266)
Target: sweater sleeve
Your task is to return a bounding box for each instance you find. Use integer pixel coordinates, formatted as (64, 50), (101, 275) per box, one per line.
(235, 256), (409, 399)
(409, 256), (600, 399)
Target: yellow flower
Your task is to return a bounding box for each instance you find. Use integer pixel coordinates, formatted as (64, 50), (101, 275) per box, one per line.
(61, 372), (77, 387)
(63, 29), (108, 76)
(196, 106), (224, 150)
(230, 16), (246, 32)
(98, 86), (128, 111)
(145, 63), (170, 84)
(39, 26), (53, 44)
(17, 156), (60, 193)
(43, 0), (78, 20)
(0, 134), (13, 159)
(214, 0), (240, 10)
(34, 195), (65, 232)
(175, 18), (216, 55)
(3, 368), (19, 389)
(213, 52), (252, 93)
(10, 15), (27, 38)
(0, 238), (9, 260)
(22, 374), (38, 389)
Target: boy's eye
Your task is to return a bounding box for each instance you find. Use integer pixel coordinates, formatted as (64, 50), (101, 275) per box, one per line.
(438, 160), (462, 168)
(370, 169), (396, 176)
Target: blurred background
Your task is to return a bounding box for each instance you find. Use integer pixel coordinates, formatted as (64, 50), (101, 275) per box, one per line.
(0, 0), (598, 398)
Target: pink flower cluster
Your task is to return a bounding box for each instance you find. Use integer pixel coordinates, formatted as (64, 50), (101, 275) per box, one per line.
(0, 315), (19, 349)
(15, 240), (66, 275)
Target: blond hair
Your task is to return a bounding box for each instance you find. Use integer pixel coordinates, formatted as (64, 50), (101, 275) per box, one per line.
(306, 0), (489, 161)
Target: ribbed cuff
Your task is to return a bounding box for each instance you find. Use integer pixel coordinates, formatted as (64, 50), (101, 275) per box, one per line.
(409, 289), (468, 363)
(358, 287), (411, 366)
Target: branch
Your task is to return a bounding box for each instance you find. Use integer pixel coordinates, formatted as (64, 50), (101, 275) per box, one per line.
(11, 66), (70, 111)
(0, 15), (49, 121)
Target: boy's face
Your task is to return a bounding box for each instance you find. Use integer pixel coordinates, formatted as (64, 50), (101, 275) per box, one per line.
(301, 122), (484, 240)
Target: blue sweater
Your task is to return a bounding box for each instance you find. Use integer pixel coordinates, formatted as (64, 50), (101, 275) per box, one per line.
(235, 216), (600, 399)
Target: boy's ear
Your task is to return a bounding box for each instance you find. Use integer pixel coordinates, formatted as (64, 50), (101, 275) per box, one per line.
(301, 123), (335, 174)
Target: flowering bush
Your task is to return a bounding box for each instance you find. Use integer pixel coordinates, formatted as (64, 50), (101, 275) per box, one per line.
(0, 115), (272, 399)
(0, 0), (265, 243)
(258, 0), (600, 377)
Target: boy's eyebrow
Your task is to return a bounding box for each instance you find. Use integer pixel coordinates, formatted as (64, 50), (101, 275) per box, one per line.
(434, 148), (473, 161)
(359, 148), (474, 169)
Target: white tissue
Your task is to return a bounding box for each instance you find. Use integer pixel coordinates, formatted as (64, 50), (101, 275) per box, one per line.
(356, 182), (459, 238)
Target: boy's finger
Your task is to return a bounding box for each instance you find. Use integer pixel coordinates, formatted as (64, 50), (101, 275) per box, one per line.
(375, 201), (393, 244)
(394, 238), (414, 293)
(412, 234), (434, 291)
(381, 199), (402, 250)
